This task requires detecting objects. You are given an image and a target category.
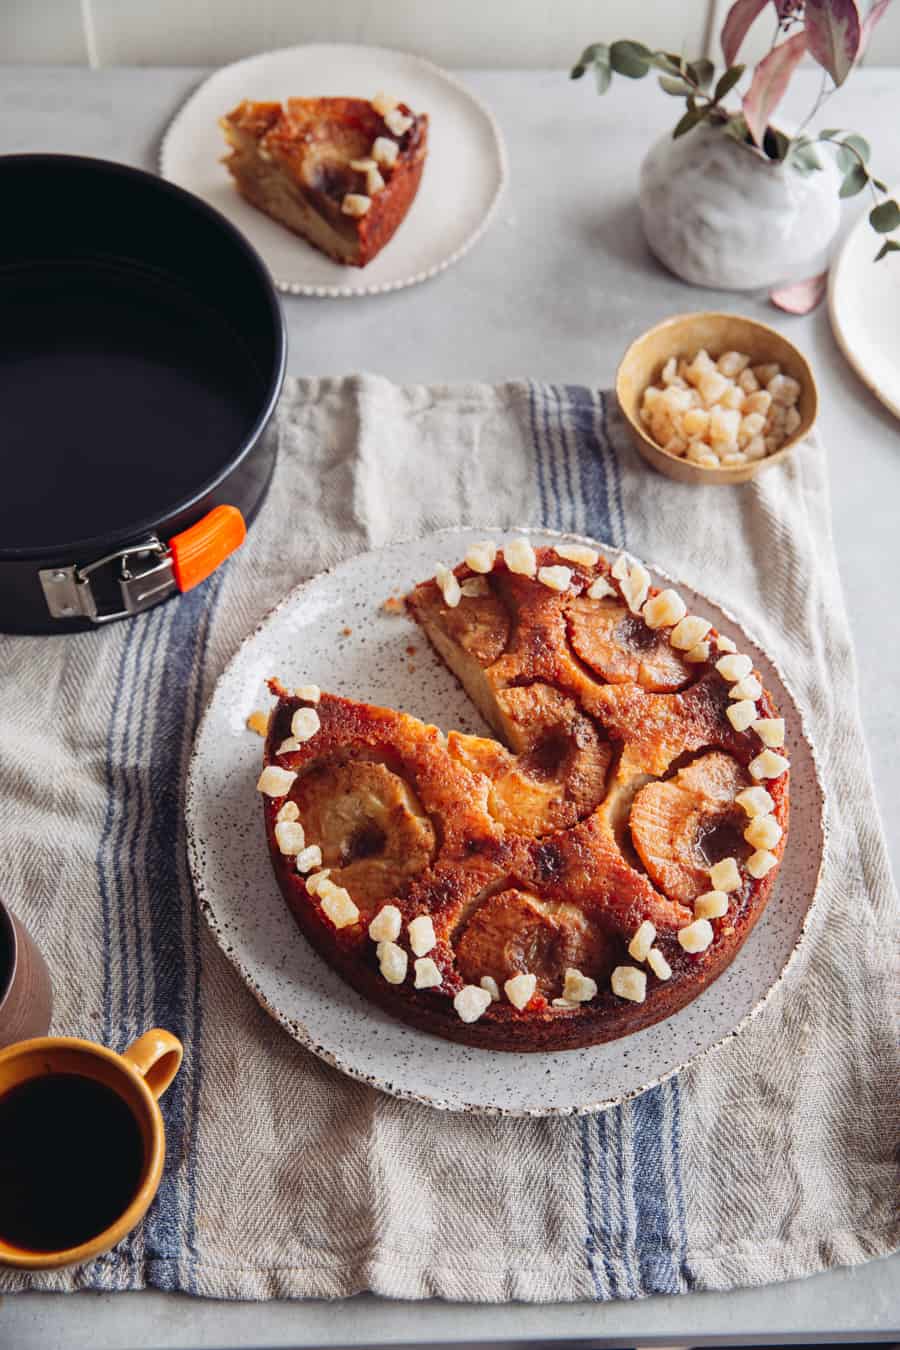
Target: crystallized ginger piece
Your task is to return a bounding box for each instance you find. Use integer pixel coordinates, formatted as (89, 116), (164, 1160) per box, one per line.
(454, 985), (492, 1022)
(677, 918), (714, 953)
(627, 920), (656, 963)
(642, 589), (686, 629)
(611, 965), (647, 1002)
(744, 814), (783, 850)
(670, 615), (711, 650)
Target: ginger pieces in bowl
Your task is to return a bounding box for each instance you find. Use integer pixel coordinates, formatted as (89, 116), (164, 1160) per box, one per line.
(642, 349), (801, 469)
(616, 311), (817, 485)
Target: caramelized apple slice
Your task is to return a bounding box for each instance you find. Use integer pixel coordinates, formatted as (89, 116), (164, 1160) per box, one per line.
(587, 672), (746, 778)
(629, 752), (751, 903)
(293, 758), (436, 908)
(492, 684), (611, 827)
(448, 684), (611, 835)
(446, 732), (510, 782)
(567, 596), (692, 691)
(454, 888), (614, 999)
(434, 584), (511, 666)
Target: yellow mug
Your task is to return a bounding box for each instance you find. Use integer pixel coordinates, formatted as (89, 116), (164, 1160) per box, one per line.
(0, 1029), (183, 1270)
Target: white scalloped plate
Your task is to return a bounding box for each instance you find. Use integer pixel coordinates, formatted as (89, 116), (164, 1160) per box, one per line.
(160, 44), (507, 297)
(829, 184), (900, 421)
(185, 529), (825, 1115)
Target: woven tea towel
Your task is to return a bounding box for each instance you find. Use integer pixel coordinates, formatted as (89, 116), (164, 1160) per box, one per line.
(2, 376), (897, 1301)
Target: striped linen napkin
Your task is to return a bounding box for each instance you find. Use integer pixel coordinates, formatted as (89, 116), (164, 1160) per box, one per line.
(1, 376), (897, 1300)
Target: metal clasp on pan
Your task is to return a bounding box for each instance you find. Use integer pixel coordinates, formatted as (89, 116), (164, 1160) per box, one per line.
(39, 537), (178, 623)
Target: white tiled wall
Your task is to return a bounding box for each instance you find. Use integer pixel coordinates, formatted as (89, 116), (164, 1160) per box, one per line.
(2, 0), (88, 63)
(2, 0), (898, 66)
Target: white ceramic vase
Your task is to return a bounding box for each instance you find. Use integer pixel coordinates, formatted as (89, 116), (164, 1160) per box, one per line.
(638, 122), (841, 291)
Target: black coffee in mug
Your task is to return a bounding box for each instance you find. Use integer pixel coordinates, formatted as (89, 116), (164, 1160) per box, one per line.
(0, 1073), (144, 1251)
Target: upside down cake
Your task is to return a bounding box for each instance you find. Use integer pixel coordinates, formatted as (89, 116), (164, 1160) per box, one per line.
(257, 541), (790, 1051)
(220, 92), (428, 266)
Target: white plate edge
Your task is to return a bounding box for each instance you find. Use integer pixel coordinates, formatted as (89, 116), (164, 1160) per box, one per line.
(828, 189), (900, 423)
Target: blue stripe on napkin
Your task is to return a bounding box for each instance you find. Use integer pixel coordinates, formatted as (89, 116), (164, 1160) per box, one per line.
(94, 573), (224, 1291)
(530, 382), (690, 1300)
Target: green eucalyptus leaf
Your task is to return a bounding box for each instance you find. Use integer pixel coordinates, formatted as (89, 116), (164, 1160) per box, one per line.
(875, 239), (900, 260)
(659, 74), (693, 95)
(571, 42), (609, 81)
(652, 52), (685, 78)
(789, 139), (823, 174)
(594, 56), (613, 94)
(714, 65), (745, 101)
(673, 105), (706, 138)
(575, 43), (606, 68)
(609, 39), (652, 78)
(837, 132), (871, 171)
(870, 199), (900, 233)
(687, 57), (715, 89)
(818, 127), (842, 139)
(843, 132), (870, 162)
(839, 161), (869, 197)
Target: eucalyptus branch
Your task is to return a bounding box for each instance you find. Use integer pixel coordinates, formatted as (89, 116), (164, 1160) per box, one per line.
(815, 130), (900, 259)
(570, 41), (743, 138)
(570, 0), (900, 263)
(795, 68), (832, 136)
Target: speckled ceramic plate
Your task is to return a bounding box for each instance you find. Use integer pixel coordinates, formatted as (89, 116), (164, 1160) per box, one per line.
(186, 528), (825, 1115)
(160, 44), (506, 297)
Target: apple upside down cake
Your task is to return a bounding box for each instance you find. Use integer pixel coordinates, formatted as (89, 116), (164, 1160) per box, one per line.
(257, 541), (789, 1051)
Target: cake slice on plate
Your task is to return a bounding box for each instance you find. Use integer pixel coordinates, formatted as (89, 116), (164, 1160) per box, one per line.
(220, 93), (428, 266)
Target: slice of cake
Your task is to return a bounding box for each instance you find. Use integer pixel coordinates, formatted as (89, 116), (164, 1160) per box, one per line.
(220, 93), (428, 266)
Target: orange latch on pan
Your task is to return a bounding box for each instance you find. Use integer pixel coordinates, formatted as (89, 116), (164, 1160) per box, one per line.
(38, 505), (247, 624)
(170, 505), (247, 593)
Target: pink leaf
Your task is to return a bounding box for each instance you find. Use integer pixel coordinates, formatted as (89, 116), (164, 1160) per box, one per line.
(805, 0), (863, 85)
(860, 0), (893, 56)
(742, 32), (808, 144)
(721, 0), (770, 66)
(769, 271), (828, 313)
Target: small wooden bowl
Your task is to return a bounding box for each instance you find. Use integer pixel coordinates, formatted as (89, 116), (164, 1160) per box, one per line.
(615, 312), (818, 485)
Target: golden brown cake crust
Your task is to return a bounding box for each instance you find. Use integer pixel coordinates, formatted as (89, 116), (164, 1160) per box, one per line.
(220, 96), (428, 267)
(260, 546), (789, 1051)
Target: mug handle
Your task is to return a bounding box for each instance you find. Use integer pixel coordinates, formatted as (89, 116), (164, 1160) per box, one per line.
(121, 1029), (183, 1100)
